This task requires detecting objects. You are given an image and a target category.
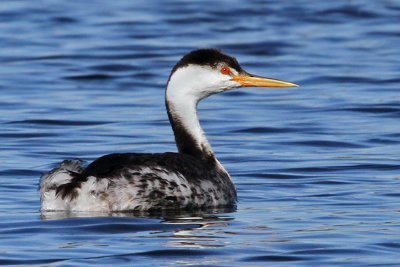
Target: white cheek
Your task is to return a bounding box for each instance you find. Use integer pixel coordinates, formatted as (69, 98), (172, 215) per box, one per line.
(226, 79), (241, 88)
(167, 65), (242, 101)
(226, 69), (241, 88)
(217, 76), (240, 92)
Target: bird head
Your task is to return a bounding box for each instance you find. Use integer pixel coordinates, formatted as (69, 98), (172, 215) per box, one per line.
(166, 49), (297, 103)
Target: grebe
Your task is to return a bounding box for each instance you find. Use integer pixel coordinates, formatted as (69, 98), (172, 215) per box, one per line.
(39, 49), (297, 212)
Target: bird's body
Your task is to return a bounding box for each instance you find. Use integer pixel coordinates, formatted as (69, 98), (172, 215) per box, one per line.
(40, 153), (235, 211)
(39, 49), (296, 212)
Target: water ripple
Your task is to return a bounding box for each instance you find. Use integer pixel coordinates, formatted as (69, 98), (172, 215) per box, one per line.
(7, 119), (112, 126)
(64, 74), (116, 81)
(1, 0), (400, 266)
(241, 254), (307, 262)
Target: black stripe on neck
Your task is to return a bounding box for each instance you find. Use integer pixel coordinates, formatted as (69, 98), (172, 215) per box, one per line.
(166, 100), (216, 165)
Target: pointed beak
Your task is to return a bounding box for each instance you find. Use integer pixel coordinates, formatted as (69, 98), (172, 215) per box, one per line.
(232, 73), (298, 88)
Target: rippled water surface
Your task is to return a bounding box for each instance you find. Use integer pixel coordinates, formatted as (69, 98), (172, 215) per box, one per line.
(1, 0), (400, 266)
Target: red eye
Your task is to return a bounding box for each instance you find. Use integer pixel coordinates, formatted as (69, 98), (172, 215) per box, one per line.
(220, 66), (230, 75)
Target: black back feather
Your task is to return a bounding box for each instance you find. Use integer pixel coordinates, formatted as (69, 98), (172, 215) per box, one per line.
(55, 152), (222, 200)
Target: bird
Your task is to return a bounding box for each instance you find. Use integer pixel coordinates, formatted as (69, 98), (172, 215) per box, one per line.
(39, 48), (297, 212)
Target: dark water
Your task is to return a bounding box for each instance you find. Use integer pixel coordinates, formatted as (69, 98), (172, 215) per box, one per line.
(1, 0), (400, 265)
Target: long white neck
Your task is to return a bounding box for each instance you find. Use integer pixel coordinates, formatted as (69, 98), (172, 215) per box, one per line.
(165, 66), (216, 164)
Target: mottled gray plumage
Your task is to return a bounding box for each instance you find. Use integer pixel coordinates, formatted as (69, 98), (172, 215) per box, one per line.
(40, 49), (241, 212)
(52, 153), (236, 210)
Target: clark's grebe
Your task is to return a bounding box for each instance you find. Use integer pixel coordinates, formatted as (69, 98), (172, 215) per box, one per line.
(39, 49), (297, 212)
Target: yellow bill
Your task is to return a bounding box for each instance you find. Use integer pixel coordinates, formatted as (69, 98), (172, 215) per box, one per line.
(232, 74), (298, 88)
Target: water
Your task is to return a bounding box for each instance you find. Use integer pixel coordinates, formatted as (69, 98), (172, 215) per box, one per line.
(1, 0), (400, 265)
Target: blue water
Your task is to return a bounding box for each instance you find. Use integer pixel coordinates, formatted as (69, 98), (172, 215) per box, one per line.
(1, 0), (400, 265)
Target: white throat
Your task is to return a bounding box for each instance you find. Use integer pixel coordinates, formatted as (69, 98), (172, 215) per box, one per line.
(166, 66), (214, 157)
